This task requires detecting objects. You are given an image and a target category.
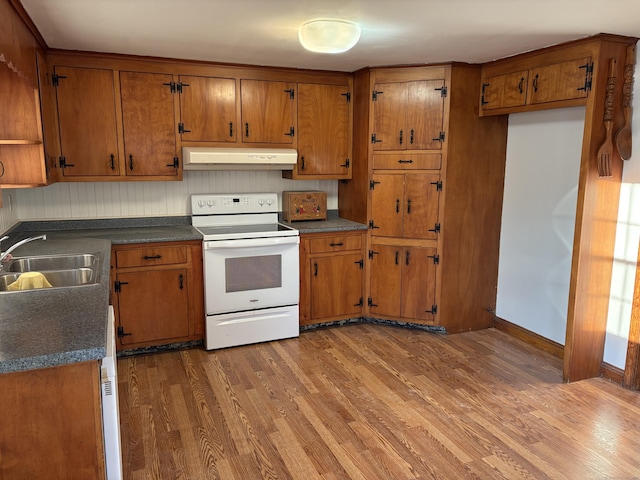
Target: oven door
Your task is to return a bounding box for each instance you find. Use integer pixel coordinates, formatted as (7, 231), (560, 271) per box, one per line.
(203, 235), (299, 315)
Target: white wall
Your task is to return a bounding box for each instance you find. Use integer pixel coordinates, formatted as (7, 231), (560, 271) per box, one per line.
(0, 188), (19, 233)
(11, 170), (338, 221)
(496, 107), (585, 345)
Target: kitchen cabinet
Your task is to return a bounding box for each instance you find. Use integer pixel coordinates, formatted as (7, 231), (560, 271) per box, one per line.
(53, 66), (120, 176)
(0, 361), (105, 478)
(371, 80), (445, 151)
(480, 55), (592, 115)
(370, 172), (441, 239)
(299, 231), (365, 326)
(178, 74), (237, 143)
(340, 64), (508, 333)
(284, 82), (352, 179)
(0, 62), (47, 188)
(111, 241), (204, 350)
(120, 71), (180, 177)
(369, 244), (438, 322)
(240, 79), (295, 145)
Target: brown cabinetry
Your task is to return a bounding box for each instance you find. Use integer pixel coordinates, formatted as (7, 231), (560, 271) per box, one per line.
(369, 244), (438, 322)
(111, 241), (204, 350)
(480, 55), (592, 115)
(120, 71), (180, 177)
(372, 80), (445, 151)
(54, 66), (120, 176)
(299, 231), (366, 326)
(0, 361), (105, 479)
(240, 79), (295, 144)
(285, 82), (352, 179)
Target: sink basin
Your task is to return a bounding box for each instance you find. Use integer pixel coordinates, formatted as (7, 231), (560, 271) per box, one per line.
(4, 254), (98, 273)
(0, 268), (98, 292)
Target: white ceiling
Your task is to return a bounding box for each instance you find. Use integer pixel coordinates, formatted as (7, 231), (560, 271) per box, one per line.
(19, 0), (640, 72)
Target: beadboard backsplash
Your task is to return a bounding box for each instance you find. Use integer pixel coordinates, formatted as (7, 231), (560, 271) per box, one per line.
(12, 171), (338, 221)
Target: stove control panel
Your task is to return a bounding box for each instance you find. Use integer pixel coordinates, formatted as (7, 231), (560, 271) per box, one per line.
(191, 193), (279, 215)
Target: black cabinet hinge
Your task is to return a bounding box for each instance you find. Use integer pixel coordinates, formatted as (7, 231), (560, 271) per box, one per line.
(369, 179), (381, 190)
(340, 158), (350, 168)
(372, 90), (383, 101)
(284, 88), (295, 100)
(371, 133), (382, 144)
(431, 180), (443, 191)
(117, 325), (132, 338)
(59, 156), (74, 169)
(176, 82), (189, 94)
(113, 280), (128, 293)
(51, 73), (67, 87)
(436, 86), (448, 97)
(341, 92), (351, 102)
(354, 297), (364, 307)
(425, 305), (438, 315)
(178, 123), (191, 135)
(368, 297), (378, 307)
(166, 157), (179, 169)
(427, 254), (440, 265)
(368, 249), (379, 260)
(285, 126), (295, 137)
(432, 131), (445, 142)
(369, 220), (379, 229)
(354, 259), (364, 269)
(481, 83), (490, 106)
(428, 223), (441, 234)
(163, 81), (177, 93)
(578, 62), (594, 92)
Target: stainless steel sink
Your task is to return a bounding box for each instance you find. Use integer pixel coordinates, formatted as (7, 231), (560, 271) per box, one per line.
(4, 253), (98, 272)
(0, 268), (98, 292)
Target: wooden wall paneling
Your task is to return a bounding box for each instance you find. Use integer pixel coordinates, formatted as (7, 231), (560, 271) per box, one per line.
(623, 241), (640, 389)
(563, 37), (636, 382)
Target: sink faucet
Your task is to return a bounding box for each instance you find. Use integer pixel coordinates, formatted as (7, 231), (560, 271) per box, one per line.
(0, 234), (47, 265)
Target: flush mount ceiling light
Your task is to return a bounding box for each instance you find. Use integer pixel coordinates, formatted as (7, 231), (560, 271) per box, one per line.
(298, 19), (361, 54)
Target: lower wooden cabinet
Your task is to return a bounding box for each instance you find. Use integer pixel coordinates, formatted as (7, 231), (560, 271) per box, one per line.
(0, 361), (105, 479)
(111, 240), (204, 350)
(299, 231), (366, 326)
(369, 243), (438, 324)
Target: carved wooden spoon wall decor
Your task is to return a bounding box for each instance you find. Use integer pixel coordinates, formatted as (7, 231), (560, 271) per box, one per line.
(616, 44), (636, 161)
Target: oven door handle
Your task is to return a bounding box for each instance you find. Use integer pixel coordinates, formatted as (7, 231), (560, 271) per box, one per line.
(204, 236), (299, 249)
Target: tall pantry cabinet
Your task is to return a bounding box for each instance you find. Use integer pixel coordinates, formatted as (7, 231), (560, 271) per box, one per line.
(339, 65), (509, 333)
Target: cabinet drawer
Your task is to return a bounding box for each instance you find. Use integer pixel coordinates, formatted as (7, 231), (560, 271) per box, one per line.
(309, 235), (362, 254)
(373, 154), (441, 170)
(116, 245), (188, 268)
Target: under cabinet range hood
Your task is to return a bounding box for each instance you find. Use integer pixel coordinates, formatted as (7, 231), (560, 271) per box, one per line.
(182, 147), (298, 170)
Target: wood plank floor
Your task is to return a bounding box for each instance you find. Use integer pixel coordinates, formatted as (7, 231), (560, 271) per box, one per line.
(117, 325), (640, 479)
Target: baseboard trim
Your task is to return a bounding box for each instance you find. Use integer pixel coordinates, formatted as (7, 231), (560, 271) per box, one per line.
(494, 317), (564, 359)
(601, 362), (625, 384)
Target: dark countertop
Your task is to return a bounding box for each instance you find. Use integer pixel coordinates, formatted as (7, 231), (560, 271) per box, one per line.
(0, 213), (364, 374)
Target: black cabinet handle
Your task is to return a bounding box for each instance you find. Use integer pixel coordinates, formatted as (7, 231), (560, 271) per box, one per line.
(329, 242), (343, 247)
(396, 199), (400, 213)
(129, 154), (134, 171)
(314, 262), (318, 276)
(395, 251), (399, 265)
(532, 73), (539, 93)
(229, 122), (233, 137)
(301, 156), (305, 170)
(407, 198), (412, 214)
(398, 159), (413, 164)
(410, 129), (415, 145)
(179, 274), (184, 290)
(245, 123), (249, 137)
(399, 129), (403, 145)
(143, 255), (162, 260)
(518, 77), (524, 94)
(406, 250), (410, 266)
(110, 154), (115, 170)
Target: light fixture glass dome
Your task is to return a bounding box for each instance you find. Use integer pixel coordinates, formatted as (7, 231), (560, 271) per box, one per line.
(298, 19), (361, 54)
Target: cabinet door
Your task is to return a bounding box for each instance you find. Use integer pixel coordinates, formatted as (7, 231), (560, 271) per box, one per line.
(54, 66), (119, 176)
(369, 244), (402, 317)
(406, 80), (446, 150)
(116, 268), (190, 345)
(179, 75), (236, 142)
(527, 58), (591, 105)
(120, 71), (178, 176)
(401, 247), (437, 320)
(403, 173), (441, 240)
(370, 173), (404, 237)
(297, 83), (350, 176)
(240, 79), (294, 144)
(481, 71), (528, 110)
(372, 82), (406, 151)
(310, 253), (363, 320)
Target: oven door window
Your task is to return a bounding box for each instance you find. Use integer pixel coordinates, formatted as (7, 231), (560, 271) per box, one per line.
(225, 255), (282, 292)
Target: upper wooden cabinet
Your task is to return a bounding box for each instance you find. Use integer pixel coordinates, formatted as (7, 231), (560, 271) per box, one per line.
(178, 75), (237, 143)
(285, 83), (351, 179)
(480, 52), (593, 115)
(372, 80), (445, 151)
(120, 71), (180, 177)
(240, 79), (295, 144)
(54, 66), (120, 176)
